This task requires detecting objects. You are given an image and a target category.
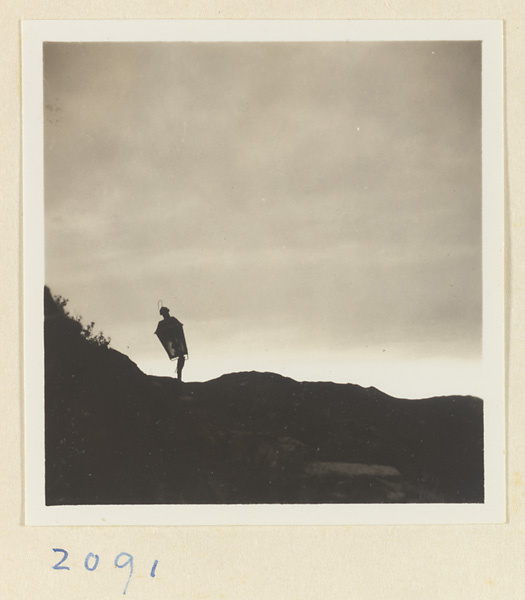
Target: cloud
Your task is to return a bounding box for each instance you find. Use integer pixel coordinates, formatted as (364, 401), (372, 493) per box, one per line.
(44, 41), (482, 382)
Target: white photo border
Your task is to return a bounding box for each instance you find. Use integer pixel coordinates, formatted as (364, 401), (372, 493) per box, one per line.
(23, 19), (505, 526)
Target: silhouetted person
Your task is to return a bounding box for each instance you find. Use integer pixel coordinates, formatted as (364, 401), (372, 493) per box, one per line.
(155, 306), (188, 381)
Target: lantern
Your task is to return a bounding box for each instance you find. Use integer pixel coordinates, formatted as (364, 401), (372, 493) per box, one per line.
(155, 306), (188, 361)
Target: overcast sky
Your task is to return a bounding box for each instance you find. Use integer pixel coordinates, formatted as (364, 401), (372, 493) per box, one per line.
(44, 41), (482, 397)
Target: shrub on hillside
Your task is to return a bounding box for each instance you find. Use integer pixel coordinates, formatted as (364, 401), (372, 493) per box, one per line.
(44, 286), (111, 349)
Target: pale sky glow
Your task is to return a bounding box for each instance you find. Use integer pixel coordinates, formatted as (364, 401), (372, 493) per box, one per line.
(44, 41), (482, 398)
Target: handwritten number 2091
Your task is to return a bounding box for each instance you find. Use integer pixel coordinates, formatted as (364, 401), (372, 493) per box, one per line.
(52, 549), (158, 595)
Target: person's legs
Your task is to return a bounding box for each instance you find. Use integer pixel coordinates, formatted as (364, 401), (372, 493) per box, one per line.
(177, 355), (186, 381)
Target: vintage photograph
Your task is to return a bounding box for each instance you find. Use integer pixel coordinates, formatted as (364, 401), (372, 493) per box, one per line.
(24, 21), (504, 524)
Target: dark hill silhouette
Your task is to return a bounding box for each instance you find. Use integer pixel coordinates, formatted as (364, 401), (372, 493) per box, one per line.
(44, 287), (484, 505)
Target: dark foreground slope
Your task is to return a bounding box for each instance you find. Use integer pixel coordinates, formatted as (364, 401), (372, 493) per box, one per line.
(44, 289), (484, 505)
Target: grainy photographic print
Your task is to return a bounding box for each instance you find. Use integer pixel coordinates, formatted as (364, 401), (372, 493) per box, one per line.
(23, 21), (504, 525)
